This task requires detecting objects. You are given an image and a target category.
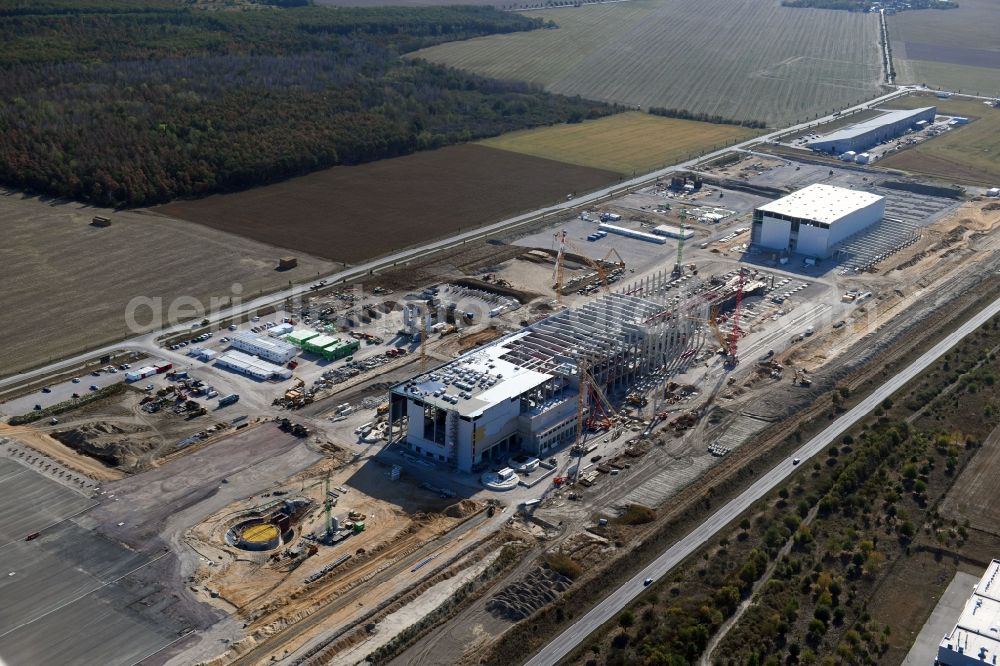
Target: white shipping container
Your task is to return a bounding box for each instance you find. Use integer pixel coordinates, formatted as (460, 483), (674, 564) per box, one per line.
(125, 366), (157, 382)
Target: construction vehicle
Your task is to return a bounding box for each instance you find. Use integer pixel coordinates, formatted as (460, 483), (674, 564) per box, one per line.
(626, 391), (648, 407)
(218, 394), (240, 408)
(726, 267), (747, 366)
(708, 304), (728, 356)
(552, 230), (626, 300)
(284, 376), (305, 401)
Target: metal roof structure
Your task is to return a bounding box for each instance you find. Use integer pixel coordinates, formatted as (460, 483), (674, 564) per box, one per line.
(393, 293), (674, 418)
(757, 183), (884, 225)
(806, 106), (936, 151)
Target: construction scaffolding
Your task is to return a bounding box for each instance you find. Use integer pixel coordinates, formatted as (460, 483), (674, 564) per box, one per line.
(387, 291), (709, 472)
(497, 293), (704, 394)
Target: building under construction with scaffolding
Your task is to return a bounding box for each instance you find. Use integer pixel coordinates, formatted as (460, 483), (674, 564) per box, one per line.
(387, 292), (706, 473)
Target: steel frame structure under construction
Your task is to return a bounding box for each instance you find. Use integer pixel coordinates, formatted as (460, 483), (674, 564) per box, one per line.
(387, 293), (706, 473)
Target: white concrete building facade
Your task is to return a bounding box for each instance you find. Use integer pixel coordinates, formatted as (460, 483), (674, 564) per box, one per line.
(751, 183), (885, 258)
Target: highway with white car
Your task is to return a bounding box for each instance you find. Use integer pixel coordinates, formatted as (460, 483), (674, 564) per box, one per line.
(526, 292), (1000, 666)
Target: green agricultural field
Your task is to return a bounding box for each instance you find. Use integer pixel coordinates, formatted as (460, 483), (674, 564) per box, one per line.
(878, 97), (1000, 186)
(413, 0), (885, 127)
(876, 92), (988, 115)
(478, 112), (760, 176)
(895, 60), (1000, 97)
(890, 0), (1000, 94)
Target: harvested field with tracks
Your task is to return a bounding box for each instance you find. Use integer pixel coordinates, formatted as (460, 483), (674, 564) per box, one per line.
(890, 0), (1000, 92)
(0, 191), (335, 378)
(479, 112), (760, 176)
(157, 144), (618, 264)
(414, 0), (884, 127)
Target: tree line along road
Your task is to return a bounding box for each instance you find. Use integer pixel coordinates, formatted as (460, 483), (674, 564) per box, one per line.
(527, 293), (1000, 666)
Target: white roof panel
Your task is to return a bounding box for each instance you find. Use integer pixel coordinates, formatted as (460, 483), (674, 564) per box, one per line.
(757, 184), (883, 225)
(400, 330), (553, 418)
(940, 559), (1000, 662)
(808, 107), (936, 145)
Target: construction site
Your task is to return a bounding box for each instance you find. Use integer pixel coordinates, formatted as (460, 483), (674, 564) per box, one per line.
(3, 130), (1000, 666)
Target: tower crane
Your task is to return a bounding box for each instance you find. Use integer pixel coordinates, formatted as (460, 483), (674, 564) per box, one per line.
(300, 472), (334, 538)
(552, 230), (567, 305)
(671, 224), (689, 278)
(727, 267), (747, 366)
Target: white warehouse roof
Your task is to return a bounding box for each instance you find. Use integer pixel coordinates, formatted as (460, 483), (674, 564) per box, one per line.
(939, 559), (1000, 664)
(230, 331), (297, 355)
(807, 107), (936, 146)
(757, 184), (883, 225)
(397, 330), (552, 418)
(216, 350), (290, 379)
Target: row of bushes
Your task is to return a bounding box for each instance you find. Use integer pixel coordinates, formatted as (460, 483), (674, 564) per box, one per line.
(647, 106), (767, 129)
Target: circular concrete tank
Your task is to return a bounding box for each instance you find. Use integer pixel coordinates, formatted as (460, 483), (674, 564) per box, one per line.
(228, 519), (282, 551)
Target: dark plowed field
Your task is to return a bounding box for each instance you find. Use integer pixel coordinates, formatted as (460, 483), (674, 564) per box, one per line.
(157, 145), (619, 264)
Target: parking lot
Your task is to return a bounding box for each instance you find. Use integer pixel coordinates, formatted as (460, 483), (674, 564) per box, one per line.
(0, 362), (141, 419)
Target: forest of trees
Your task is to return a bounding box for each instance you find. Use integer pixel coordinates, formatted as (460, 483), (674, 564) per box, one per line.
(0, 2), (613, 206)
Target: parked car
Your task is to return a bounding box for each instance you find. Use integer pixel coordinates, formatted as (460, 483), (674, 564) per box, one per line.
(71, 377), (80, 383)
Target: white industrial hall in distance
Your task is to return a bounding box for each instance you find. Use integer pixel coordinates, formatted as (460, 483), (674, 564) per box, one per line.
(751, 183), (886, 259)
(387, 291), (706, 473)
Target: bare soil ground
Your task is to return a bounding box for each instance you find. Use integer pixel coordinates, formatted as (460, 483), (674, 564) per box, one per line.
(0, 190), (336, 377)
(0, 423), (124, 482)
(186, 456), (487, 664)
(156, 144), (619, 265)
(8, 385), (248, 473)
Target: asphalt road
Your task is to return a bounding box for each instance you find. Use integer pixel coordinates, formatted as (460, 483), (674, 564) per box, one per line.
(0, 87), (918, 392)
(526, 292), (1000, 666)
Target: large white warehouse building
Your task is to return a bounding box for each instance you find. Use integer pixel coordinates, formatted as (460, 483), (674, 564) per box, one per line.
(751, 184), (885, 258)
(806, 106), (937, 154)
(937, 559), (1000, 666)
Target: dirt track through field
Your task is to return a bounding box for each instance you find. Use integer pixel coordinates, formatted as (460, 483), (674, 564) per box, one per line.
(157, 145), (619, 265)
